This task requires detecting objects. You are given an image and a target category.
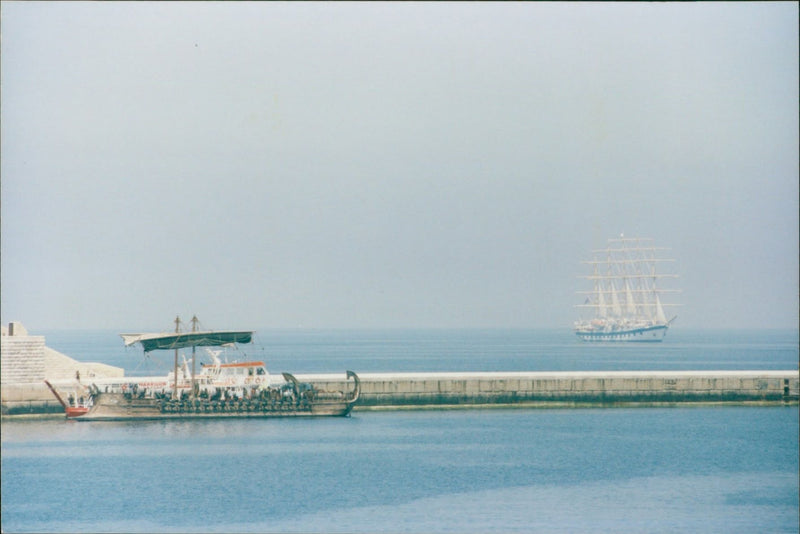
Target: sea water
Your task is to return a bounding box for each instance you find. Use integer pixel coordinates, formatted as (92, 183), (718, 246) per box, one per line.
(2, 329), (798, 533)
(31, 328), (800, 375)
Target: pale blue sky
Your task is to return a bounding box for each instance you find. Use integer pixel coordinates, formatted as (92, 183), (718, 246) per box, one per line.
(2, 2), (797, 331)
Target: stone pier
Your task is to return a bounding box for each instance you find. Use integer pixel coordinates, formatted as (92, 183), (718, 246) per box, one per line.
(296, 370), (799, 409)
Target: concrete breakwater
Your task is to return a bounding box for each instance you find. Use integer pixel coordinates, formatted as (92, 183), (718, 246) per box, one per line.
(3, 370), (798, 416)
(298, 370), (799, 409)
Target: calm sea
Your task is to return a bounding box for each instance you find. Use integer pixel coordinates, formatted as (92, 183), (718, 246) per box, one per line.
(30, 327), (800, 375)
(2, 329), (798, 533)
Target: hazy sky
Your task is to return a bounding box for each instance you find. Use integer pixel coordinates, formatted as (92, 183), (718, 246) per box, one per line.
(2, 2), (797, 331)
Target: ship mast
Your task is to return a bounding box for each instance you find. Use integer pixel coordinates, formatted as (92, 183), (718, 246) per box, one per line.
(173, 315), (181, 399)
(191, 314), (199, 399)
(121, 321), (254, 389)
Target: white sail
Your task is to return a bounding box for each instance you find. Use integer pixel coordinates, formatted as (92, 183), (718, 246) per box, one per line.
(625, 280), (636, 316)
(655, 293), (667, 323)
(597, 284), (608, 318)
(610, 283), (622, 317)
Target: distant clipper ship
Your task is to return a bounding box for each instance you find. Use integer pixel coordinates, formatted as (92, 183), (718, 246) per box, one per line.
(574, 236), (680, 342)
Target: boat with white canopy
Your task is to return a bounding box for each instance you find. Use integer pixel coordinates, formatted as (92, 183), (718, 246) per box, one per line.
(46, 316), (360, 420)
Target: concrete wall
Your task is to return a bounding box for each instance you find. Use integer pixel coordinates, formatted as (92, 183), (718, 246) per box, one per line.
(1, 335), (46, 384)
(1, 322), (125, 415)
(295, 371), (800, 408)
(1, 322), (124, 384)
(1, 384), (66, 415)
(43, 347), (125, 381)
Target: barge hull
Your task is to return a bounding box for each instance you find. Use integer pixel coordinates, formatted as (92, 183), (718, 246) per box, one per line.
(70, 393), (353, 421)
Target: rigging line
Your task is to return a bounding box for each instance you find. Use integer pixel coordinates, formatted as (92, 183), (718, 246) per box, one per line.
(576, 289), (682, 294)
(576, 303), (682, 307)
(132, 351), (170, 374)
(578, 274), (679, 279)
(581, 259), (675, 264)
(195, 316), (208, 332)
(591, 246), (669, 253)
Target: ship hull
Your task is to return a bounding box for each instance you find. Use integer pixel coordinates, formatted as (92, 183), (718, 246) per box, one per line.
(575, 324), (669, 342)
(65, 406), (91, 417)
(68, 392), (355, 421)
(64, 370), (361, 421)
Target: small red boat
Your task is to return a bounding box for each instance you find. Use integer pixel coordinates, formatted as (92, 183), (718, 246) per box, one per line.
(64, 405), (90, 417)
(44, 380), (92, 419)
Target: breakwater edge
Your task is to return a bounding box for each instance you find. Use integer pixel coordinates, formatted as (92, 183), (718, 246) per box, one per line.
(303, 370), (799, 409)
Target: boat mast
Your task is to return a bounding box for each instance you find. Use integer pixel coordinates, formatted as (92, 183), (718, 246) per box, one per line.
(173, 315), (181, 399)
(191, 315), (199, 398)
(596, 262), (607, 320)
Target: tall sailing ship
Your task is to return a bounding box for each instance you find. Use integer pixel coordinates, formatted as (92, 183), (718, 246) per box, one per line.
(574, 236), (680, 342)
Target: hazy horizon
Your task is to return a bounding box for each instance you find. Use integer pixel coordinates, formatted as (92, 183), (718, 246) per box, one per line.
(26, 325), (800, 335)
(2, 2), (798, 332)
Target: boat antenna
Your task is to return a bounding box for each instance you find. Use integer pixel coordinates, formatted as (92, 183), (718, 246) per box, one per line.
(190, 315), (199, 398)
(172, 315), (180, 399)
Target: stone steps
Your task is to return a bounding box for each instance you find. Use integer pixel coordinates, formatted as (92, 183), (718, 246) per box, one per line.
(43, 347), (123, 381)
(1, 336), (46, 384)
(2, 321), (124, 388)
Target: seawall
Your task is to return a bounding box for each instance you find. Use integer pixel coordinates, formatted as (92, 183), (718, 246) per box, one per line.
(297, 370), (800, 409)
